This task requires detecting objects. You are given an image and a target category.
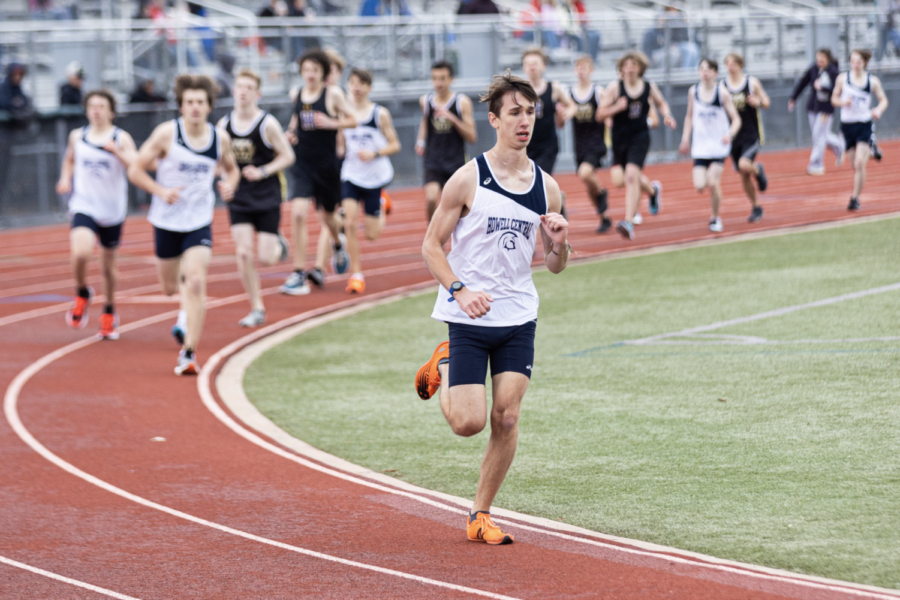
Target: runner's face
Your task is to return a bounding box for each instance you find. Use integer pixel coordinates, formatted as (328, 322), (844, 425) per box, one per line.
(621, 58), (640, 81)
(348, 75), (370, 102)
(816, 52), (829, 70)
(492, 91), (535, 150)
(86, 96), (113, 127)
(574, 60), (592, 82)
(180, 89), (211, 123)
(326, 65), (342, 86)
(725, 57), (741, 76)
(522, 55), (545, 80)
(849, 52), (865, 73)
(301, 60), (324, 87)
(431, 68), (451, 95)
(699, 62), (717, 84)
(233, 76), (260, 108)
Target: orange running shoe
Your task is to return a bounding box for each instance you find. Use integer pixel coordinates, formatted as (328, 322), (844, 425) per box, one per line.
(345, 274), (365, 294)
(414, 341), (448, 400)
(65, 287), (93, 329)
(466, 512), (514, 545)
(380, 191), (393, 216)
(97, 312), (120, 340)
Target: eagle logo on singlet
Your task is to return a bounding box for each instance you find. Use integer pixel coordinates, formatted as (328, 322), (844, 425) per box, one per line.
(732, 92), (747, 111)
(300, 104), (316, 131)
(628, 101), (643, 119)
(535, 101), (544, 119)
(575, 102), (594, 122)
(83, 158), (111, 179)
(431, 116), (453, 133)
(232, 138), (256, 164)
(499, 231), (517, 251)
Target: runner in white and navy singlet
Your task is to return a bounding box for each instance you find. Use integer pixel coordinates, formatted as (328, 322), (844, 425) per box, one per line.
(69, 126), (129, 246)
(832, 49), (888, 211)
(342, 104), (394, 210)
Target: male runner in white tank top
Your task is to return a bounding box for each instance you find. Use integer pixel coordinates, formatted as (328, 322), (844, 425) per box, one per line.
(56, 90), (137, 340)
(416, 72), (569, 545)
(679, 58), (741, 233)
(218, 69), (295, 327)
(832, 49), (888, 211)
(340, 67), (401, 294)
(128, 75), (240, 376)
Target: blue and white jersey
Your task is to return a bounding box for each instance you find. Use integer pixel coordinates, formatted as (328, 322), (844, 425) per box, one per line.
(431, 153), (547, 327)
(69, 126), (128, 226)
(148, 118), (220, 232)
(341, 103), (394, 189)
(840, 73), (873, 124)
(691, 83), (731, 160)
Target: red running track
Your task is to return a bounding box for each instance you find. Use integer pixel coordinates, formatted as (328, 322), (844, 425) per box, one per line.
(2, 144), (899, 599)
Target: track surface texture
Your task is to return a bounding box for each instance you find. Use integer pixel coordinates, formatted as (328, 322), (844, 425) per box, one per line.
(2, 145), (900, 599)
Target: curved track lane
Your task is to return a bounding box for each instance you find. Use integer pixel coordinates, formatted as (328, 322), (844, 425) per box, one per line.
(2, 146), (900, 599)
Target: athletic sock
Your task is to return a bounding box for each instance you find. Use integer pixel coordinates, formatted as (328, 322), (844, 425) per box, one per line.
(437, 357), (449, 367)
(176, 310), (187, 329)
(294, 268), (305, 275)
(104, 304), (114, 314)
(470, 511), (489, 521)
(352, 272), (364, 280)
(183, 348), (194, 359)
(77, 287), (90, 299)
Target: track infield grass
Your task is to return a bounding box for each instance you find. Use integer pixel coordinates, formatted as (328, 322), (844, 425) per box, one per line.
(245, 217), (900, 589)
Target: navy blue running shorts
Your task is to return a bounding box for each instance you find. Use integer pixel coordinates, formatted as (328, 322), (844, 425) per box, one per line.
(71, 213), (123, 249)
(154, 225), (213, 259)
(693, 158), (725, 168)
(840, 121), (873, 149)
(341, 181), (382, 217)
(447, 320), (537, 387)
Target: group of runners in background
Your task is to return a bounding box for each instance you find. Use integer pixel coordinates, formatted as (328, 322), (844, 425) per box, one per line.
(55, 46), (887, 374)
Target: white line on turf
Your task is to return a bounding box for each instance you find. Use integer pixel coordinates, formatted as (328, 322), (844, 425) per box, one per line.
(0, 555), (141, 600)
(3, 289), (517, 600)
(208, 287), (900, 600)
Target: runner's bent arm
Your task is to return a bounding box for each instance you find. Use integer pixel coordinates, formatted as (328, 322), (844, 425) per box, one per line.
(55, 129), (78, 195)
(553, 82), (575, 128)
(595, 80), (624, 122)
(216, 131), (241, 202)
(107, 130), (138, 170)
(831, 73), (847, 107)
(678, 87), (694, 154)
(421, 163), (493, 319)
(128, 122), (179, 203)
(240, 116), (296, 180)
(415, 95), (428, 156)
(748, 77), (770, 110)
(871, 76), (889, 119)
(541, 175), (569, 274)
(377, 108), (402, 156)
(440, 94), (477, 143)
(649, 82), (677, 129)
(721, 87), (742, 140)
(318, 85), (357, 130)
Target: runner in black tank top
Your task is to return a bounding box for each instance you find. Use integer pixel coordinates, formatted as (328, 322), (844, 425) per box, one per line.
(282, 50), (357, 295)
(598, 51), (677, 240)
(221, 71), (297, 327)
(724, 53), (771, 223)
(416, 60), (477, 222)
(565, 55), (610, 232)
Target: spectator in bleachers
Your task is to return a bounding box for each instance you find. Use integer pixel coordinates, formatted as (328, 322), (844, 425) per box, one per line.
(561, 0), (600, 59)
(0, 63), (33, 121)
(457, 0), (499, 16)
(789, 48), (843, 176)
(60, 61), (84, 107)
(290, 0), (319, 60)
(29, 0), (71, 20)
(642, 4), (698, 69)
(215, 54), (237, 99)
(359, 0), (411, 16)
(875, 0), (900, 61)
(538, 0), (564, 49)
(260, 0), (288, 17)
(129, 79), (167, 104)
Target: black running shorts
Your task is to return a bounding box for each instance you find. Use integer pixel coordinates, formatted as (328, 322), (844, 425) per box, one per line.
(228, 205), (281, 235)
(575, 149), (606, 169)
(612, 130), (651, 170)
(71, 213), (123, 249)
(154, 225), (213, 259)
(341, 181), (382, 217)
(527, 144), (559, 175)
(447, 320), (537, 387)
(292, 163), (341, 213)
(730, 137), (760, 171)
(424, 168), (455, 188)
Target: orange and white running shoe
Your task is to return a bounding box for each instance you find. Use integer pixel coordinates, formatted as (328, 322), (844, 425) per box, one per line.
(345, 274), (365, 294)
(97, 312), (120, 340)
(65, 287), (94, 329)
(380, 191), (393, 216)
(174, 350), (200, 376)
(415, 341), (448, 400)
(466, 512), (514, 545)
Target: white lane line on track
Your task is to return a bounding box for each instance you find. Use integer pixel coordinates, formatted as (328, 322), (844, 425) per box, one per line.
(207, 284), (900, 599)
(0, 555), (142, 600)
(3, 294), (520, 600)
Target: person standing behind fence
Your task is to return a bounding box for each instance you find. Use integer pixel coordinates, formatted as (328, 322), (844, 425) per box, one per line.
(416, 60), (477, 222)
(56, 90), (137, 340)
(724, 53), (770, 224)
(788, 48), (844, 176)
(832, 49), (888, 212)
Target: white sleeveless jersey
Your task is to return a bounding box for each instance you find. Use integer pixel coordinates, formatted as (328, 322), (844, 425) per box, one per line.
(840, 73), (873, 123)
(148, 118), (220, 232)
(691, 83), (732, 160)
(68, 127), (128, 226)
(341, 104), (394, 189)
(431, 154), (547, 327)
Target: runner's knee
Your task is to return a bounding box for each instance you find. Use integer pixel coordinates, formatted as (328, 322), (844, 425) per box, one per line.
(451, 415), (486, 437)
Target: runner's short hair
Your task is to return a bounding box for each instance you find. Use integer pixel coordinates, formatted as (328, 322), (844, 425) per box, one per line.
(174, 74), (219, 109)
(235, 68), (261, 89)
(83, 89), (117, 114)
(851, 48), (873, 66)
(324, 48), (345, 75)
(699, 57), (718, 71)
(575, 54), (593, 67)
(298, 49), (332, 79)
(725, 53), (745, 68)
(521, 46), (549, 65)
(349, 68), (373, 86)
(480, 70), (539, 117)
(616, 50), (649, 77)
(431, 60), (454, 77)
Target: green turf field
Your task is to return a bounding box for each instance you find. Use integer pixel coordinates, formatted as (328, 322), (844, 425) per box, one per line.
(245, 217), (900, 589)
